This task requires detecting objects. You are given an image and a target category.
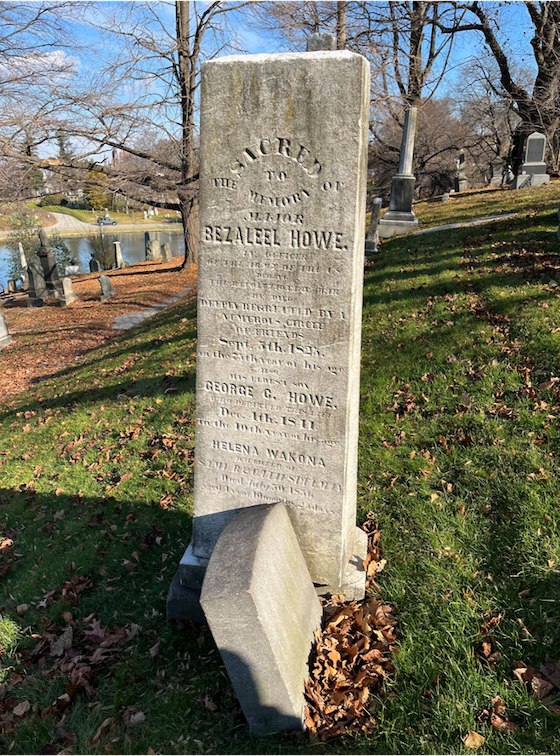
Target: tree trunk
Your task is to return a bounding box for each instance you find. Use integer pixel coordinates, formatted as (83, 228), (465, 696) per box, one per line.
(336, 1), (347, 50)
(176, 0), (199, 269)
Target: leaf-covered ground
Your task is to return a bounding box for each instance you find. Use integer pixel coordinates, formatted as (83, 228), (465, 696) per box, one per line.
(0, 181), (559, 753)
(1, 259), (197, 402)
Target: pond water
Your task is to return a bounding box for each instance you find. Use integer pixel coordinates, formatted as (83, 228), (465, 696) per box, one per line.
(0, 228), (185, 288)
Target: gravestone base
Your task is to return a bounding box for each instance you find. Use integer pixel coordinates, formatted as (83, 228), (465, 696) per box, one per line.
(511, 171), (550, 190)
(313, 526), (367, 600)
(178, 541), (208, 588)
(378, 212), (419, 238)
(365, 239), (379, 255)
(27, 297), (45, 308)
(200, 503), (322, 738)
(166, 571), (206, 624)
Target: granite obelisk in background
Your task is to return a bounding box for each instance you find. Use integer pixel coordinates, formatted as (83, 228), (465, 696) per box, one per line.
(378, 107), (419, 238)
(169, 48), (370, 621)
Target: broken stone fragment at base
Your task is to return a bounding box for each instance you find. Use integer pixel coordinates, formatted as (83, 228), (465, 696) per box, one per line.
(200, 503), (322, 737)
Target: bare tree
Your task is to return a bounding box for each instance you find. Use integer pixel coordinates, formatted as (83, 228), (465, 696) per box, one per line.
(438, 1), (560, 172)
(0, 1), (244, 268)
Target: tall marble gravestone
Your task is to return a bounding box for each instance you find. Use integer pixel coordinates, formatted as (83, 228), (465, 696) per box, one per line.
(168, 49), (370, 623)
(0, 307), (13, 350)
(512, 132), (549, 189)
(378, 107), (419, 238)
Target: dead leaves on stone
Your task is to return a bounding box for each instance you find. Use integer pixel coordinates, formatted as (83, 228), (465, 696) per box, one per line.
(304, 521), (397, 741)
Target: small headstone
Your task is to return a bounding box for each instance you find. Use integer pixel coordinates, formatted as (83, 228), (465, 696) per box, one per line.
(89, 256), (101, 273)
(378, 107), (419, 237)
(0, 307), (13, 350)
(441, 192), (450, 202)
(161, 242), (173, 263)
(99, 275), (116, 301)
(200, 503), (322, 737)
(365, 197), (382, 254)
(113, 241), (124, 269)
(27, 261), (47, 307)
(306, 32), (336, 52)
(512, 132), (549, 188)
(169, 46), (370, 623)
(7, 280), (16, 294)
(62, 277), (79, 306)
(143, 210), (148, 220)
(64, 264), (80, 277)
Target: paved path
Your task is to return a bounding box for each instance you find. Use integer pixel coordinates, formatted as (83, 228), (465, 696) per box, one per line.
(50, 212), (96, 232)
(414, 212), (518, 236)
(112, 285), (196, 331)
(49, 212), (182, 235)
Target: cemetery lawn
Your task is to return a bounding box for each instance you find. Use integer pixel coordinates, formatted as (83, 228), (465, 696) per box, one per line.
(0, 181), (556, 754)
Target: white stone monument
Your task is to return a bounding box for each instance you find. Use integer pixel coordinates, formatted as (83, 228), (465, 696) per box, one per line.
(0, 307), (13, 350)
(169, 46), (370, 617)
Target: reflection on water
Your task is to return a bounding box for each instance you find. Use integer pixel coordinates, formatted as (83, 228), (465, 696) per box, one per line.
(0, 228), (185, 286)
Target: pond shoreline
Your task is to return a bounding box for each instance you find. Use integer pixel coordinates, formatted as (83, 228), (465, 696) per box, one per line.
(0, 220), (183, 241)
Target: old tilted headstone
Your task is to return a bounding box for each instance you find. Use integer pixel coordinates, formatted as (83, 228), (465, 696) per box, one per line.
(37, 229), (63, 299)
(145, 231), (161, 261)
(0, 307), (13, 350)
(113, 241), (124, 269)
(512, 132), (549, 189)
(161, 242), (173, 263)
(27, 260), (48, 307)
(365, 197), (382, 255)
(200, 503), (322, 736)
(89, 256), (101, 273)
(378, 107), (419, 237)
(169, 46), (369, 619)
(62, 277), (79, 306)
(99, 275), (116, 301)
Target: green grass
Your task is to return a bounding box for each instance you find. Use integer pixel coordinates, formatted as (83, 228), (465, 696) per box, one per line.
(0, 182), (559, 753)
(34, 204), (181, 226)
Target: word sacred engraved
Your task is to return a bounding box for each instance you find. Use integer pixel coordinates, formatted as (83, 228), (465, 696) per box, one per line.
(230, 137), (322, 177)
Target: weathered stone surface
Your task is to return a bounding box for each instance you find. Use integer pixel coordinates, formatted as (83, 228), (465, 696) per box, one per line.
(489, 157), (505, 186)
(306, 32), (336, 52)
(89, 257), (101, 273)
(200, 503), (322, 737)
(365, 197), (382, 255)
(62, 277), (78, 305)
(185, 50), (369, 597)
(38, 230), (63, 299)
(161, 242), (173, 263)
(512, 132), (549, 189)
(27, 260), (47, 307)
(0, 307), (13, 350)
(99, 275), (116, 301)
(454, 149), (468, 193)
(378, 107), (418, 238)
(114, 241), (124, 269)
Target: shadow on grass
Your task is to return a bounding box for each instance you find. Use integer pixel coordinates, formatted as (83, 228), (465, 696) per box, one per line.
(0, 296), (198, 423)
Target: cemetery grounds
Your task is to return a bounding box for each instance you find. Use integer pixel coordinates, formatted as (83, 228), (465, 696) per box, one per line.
(0, 182), (559, 753)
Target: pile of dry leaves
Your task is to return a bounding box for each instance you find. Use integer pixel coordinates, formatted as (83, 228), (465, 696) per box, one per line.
(304, 517), (397, 741)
